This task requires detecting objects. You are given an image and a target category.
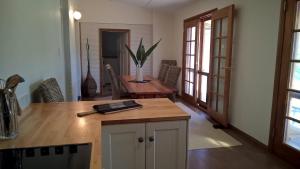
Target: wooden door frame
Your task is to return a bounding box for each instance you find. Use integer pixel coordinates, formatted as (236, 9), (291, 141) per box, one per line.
(269, 0), (287, 150)
(99, 29), (130, 96)
(181, 9), (216, 107)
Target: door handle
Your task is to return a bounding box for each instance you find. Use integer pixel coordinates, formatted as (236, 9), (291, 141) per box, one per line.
(149, 136), (154, 142)
(138, 137), (144, 143)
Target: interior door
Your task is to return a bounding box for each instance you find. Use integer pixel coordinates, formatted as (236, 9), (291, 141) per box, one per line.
(146, 121), (187, 169)
(182, 20), (199, 104)
(102, 123), (146, 169)
(272, 0), (300, 166)
(207, 5), (234, 127)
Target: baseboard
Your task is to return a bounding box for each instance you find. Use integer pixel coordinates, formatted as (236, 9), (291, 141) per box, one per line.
(228, 124), (269, 151)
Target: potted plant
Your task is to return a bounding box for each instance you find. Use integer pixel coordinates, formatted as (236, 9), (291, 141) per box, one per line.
(125, 38), (161, 82)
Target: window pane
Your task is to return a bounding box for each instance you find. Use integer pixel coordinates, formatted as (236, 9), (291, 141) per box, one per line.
(287, 91), (300, 121)
(221, 17), (228, 37)
(220, 38), (227, 56)
(189, 70), (194, 83)
(213, 58), (219, 75)
(202, 20), (212, 73)
(219, 58), (226, 77)
(191, 27), (196, 40)
(190, 55), (195, 69)
(292, 32), (300, 60)
(186, 42), (191, 54)
(289, 63), (300, 91)
(189, 83), (194, 96)
(200, 75), (208, 102)
(284, 119), (300, 150)
(218, 78), (224, 96)
(213, 76), (218, 93)
(214, 39), (219, 56)
(191, 41), (196, 55)
(186, 27), (191, 41)
(295, 1), (300, 29)
(215, 19), (221, 37)
(185, 81), (189, 94)
(186, 55), (190, 68)
(185, 69), (190, 81)
(217, 96), (224, 113)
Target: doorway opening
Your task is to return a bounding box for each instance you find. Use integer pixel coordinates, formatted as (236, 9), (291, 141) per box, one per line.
(99, 29), (130, 96)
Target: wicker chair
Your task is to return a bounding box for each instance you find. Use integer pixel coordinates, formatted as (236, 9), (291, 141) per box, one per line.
(105, 64), (128, 100)
(40, 78), (64, 103)
(157, 60), (177, 81)
(164, 66), (181, 88)
(164, 66), (181, 102)
(161, 60), (177, 66)
(157, 64), (169, 81)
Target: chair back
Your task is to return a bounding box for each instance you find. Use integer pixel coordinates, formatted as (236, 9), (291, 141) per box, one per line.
(40, 78), (64, 103)
(161, 60), (177, 66)
(164, 66), (181, 88)
(158, 64), (169, 81)
(105, 64), (120, 99)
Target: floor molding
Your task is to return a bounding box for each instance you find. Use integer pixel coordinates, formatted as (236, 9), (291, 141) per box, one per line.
(228, 124), (269, 151)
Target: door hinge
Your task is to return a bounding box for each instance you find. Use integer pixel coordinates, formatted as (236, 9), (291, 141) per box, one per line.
(283, 0), (287, 12)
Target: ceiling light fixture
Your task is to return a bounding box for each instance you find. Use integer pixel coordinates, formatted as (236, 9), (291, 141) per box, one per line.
(73, 11), (82, 20)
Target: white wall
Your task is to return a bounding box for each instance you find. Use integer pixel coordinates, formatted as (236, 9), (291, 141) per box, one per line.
(173, 0), (282, 144)
(152, 11), (176, 77)
(0, 0), (66, 107)
(78, 0), (153, 24)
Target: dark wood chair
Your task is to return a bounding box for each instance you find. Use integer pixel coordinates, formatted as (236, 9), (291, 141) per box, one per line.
(40, 78), (64, 103)
(158, 60), (177, 81)
(105, 64), (128, 100)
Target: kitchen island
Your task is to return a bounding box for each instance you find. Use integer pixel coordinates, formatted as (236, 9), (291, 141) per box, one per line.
(0, 98), (190, 169)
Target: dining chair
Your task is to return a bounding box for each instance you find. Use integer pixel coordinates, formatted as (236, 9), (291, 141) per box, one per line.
(105, 64), (128, 100)
(161, 60), (177, 66)
(158, 64), (170, 81)
(164, 66), (181, 101)
(40, 78), (64, 103)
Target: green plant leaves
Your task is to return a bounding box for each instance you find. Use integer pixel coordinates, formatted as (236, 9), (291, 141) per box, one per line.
(124, 38), (161, 67)
(125, 44), (138, 66)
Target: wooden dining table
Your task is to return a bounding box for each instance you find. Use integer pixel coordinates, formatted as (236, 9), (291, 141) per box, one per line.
(121, 75), (177, 99)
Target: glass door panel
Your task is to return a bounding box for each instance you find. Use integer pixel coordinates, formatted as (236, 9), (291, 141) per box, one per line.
(207, 5), (234, 127)
(285, 119), (300, 150)
(183, 22), (198, 100)
(289, 63), (300, 90)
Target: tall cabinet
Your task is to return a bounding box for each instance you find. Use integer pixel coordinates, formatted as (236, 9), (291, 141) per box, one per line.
(102, 120), (188, 169)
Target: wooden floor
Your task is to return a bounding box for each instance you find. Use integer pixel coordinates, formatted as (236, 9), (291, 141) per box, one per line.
(187, 104), (296, 169)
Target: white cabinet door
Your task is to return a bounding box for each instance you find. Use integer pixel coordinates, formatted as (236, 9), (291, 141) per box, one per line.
(146, 120), (187, 169)
(102, 123), (145, 169)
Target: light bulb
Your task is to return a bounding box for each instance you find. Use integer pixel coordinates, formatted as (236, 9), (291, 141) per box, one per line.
(73, 11), (82, 20)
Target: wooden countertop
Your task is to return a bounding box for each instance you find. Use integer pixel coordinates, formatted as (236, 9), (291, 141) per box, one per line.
(0, 98), (190, 169)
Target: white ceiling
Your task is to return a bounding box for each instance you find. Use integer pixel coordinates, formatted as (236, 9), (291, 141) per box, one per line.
(112, 0), (196, 12)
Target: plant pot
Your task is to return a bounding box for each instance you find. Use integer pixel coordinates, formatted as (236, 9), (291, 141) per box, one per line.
(136, 66), (143, 82)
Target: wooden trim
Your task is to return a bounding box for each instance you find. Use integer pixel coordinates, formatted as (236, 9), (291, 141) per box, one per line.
(269, 0), (291, 151)
(99, 29), (130, 96)
(184, 8), (217, 23)
(229, 124), (268, 150)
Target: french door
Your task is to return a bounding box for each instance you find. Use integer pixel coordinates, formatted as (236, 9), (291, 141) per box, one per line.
(272, 0), (300, 166)
(182, 20), (199, 104)
(182, 5), (234, 127)
(207, 5), (234, 127)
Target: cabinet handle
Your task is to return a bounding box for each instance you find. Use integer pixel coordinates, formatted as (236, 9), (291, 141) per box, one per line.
(138, 137), (144, 143)
(149, 136), (154, 142)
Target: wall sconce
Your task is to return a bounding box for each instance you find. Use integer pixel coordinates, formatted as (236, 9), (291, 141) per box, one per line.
(73, 11), (82, 20)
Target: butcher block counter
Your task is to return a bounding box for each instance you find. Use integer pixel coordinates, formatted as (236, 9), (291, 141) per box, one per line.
(0, 98), (190, 169)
